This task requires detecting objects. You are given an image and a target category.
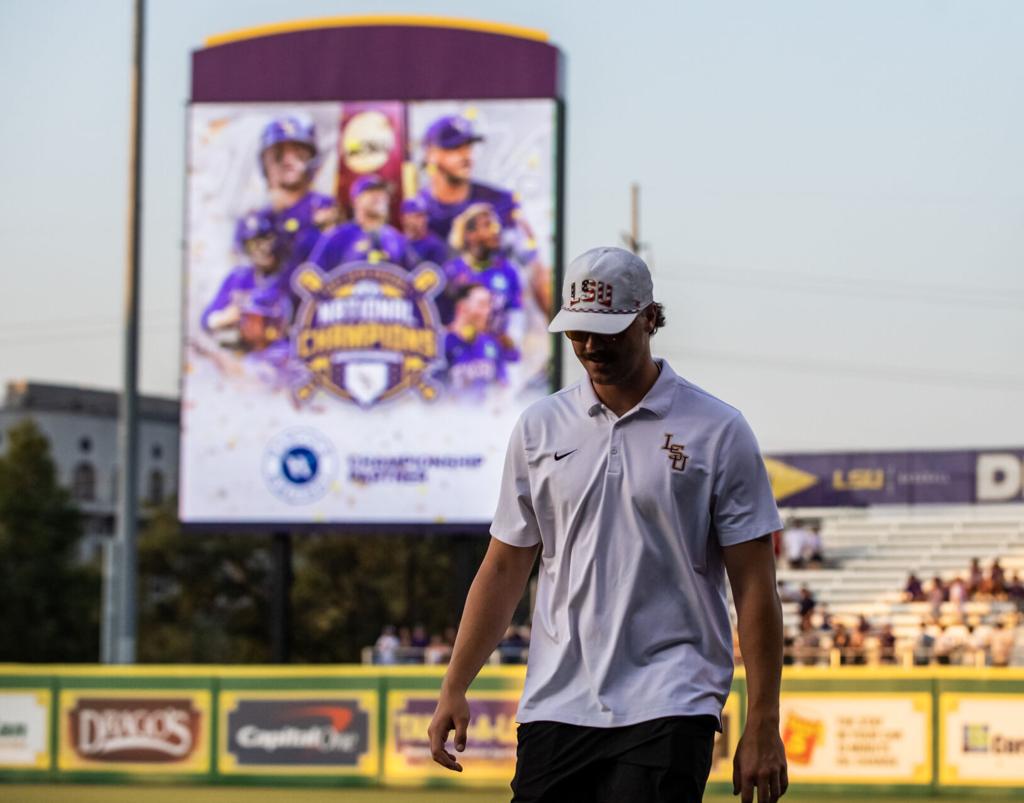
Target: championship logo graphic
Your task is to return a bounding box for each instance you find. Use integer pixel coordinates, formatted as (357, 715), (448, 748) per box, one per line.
(291, 261), (444, 407)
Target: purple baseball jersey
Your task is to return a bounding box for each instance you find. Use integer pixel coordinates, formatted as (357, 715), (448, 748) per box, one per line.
(309, 222), (416, 271)
(443, 255), (523, 337)
(201, 264), (291, 343)
(264, 190), (337, 265)
(444, 327), (508, 394)
(409, 232), (450, 267)
(417, 183), (519, 241)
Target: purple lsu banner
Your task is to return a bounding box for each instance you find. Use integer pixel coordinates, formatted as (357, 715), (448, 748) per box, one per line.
(765, 449), (1024, 507)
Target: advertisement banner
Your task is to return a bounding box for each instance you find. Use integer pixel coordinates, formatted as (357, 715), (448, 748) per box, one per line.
(778, 693), (931, 784)
(57, 690), (211, 774)
(940, 693), (1024, 787)
(181, 99), (557, 527)
(766, 448), (1024, 507)
(384, 690), (519, 785)
(218, 690), (378, 776)
(0, 689), (50, 769)
(708, 692), (741, 783)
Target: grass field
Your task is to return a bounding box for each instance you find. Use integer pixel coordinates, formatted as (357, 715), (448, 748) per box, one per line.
(2, 787), (1023, 803)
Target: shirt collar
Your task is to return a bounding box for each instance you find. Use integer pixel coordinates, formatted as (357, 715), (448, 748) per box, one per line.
(578, 358), (677, 418)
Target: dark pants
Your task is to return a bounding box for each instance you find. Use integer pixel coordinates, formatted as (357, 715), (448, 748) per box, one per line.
(510, 715), (717, 803)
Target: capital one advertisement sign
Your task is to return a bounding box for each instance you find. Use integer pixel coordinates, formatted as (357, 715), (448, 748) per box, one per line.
(218, 692), (378, 776)
(58, 691), (211, 773)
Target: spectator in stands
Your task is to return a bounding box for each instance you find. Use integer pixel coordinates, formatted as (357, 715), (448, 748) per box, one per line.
(498, 625), (529, 664)
(397, 626), (419, 664)
(928, 575), (947, 619)
(903, 572), (925, 603)
(798, 585), (816, 620)
(856, 615), (871, 636)
(784, 522), (809, 569)
(934, 624), (964, 665)
(991, 621), (1016, 667)
(794, 618), (821, 666)
(1007, 572), (1024, 610)
(832, 622), (852, 664)
(777, 578), (800, 603)
(816, 602), (833, 632)
(968, 557), (984, 596)
(805, 523), (824, 567)
(782, 626), (796, 666)
(878, 623), (897, 664)
(913, 622), (935, 666)
(990, 558), (1006, 591)
(374, 625), (400, 665)
(948, 577), (967, 612)
(848, 627), (867, 665)
(424, 634), (452, 665)
(411, 624), (430, 650)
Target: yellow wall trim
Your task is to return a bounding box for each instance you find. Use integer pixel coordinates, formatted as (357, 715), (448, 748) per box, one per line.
(204, 15), (549, 48)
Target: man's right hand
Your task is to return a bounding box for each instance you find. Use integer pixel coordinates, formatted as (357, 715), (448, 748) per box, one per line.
(427, 686), (471, 772)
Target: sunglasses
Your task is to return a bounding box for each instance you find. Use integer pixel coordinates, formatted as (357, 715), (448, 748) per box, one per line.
(563, 330), (619, 343)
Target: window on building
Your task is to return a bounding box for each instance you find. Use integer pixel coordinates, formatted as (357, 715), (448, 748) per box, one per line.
(147, 470), (165, 506)
(79, 436), (92, 453)
(151, 443), (163, 459)
(72, 462), (96, 502)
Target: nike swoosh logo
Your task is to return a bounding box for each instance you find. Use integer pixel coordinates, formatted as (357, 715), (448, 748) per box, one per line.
(554, 450), (577, 461)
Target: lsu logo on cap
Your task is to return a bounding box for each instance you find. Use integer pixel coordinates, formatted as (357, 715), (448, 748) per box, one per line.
(567, 279), (614, 308)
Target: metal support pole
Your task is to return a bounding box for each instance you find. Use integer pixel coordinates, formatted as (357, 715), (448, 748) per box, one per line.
(270, 532), (293, 663)
(100, 537), (119, 663)
(111, 0), (145, 664)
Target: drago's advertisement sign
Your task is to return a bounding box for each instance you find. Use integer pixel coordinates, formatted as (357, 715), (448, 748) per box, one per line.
(182, 99), (557, 526)
(57, 690), (211, 774)
(219, 691), (378, 776)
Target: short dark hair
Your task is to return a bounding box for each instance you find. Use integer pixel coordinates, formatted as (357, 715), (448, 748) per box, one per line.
(650, 302), (666, 335)
(453, 282), (487, 305)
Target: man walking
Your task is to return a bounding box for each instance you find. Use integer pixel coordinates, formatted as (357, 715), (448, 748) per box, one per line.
(429, 247), (788, 802)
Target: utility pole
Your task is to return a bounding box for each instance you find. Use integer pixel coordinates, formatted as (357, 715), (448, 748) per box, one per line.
(108, 0), (145, 664)
(621, 182), (642, 255)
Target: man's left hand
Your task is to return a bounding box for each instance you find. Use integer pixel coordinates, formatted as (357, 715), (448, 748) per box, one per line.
(733, 717), (788, 802)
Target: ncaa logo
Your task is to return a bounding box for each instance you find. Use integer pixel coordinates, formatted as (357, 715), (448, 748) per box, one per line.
(263, 429), (338, 504)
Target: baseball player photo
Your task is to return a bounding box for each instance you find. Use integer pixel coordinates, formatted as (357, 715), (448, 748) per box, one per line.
(429, 247), (788, 803)
(400, 195), (451, 267)
(443, 203), (524, 360)
(443, 283), (511, 397)
(201, 209), (290, 353)
(307, 174), (416, 270)
(257, 113), (339, 265)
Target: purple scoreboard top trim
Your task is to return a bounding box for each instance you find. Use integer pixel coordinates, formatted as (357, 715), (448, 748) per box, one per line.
(192, 22), (562, 102)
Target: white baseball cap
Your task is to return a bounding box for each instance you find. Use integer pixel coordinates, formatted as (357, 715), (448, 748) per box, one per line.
(548, 247), (654, 335)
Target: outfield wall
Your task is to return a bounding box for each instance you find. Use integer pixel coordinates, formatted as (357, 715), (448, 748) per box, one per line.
(1, 665), (1022, 796)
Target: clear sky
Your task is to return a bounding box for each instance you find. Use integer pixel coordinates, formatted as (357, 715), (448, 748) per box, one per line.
(1, 0), (1022, 452)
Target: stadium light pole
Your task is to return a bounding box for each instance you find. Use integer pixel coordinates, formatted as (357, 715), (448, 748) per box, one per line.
(110, 0), (146, 664)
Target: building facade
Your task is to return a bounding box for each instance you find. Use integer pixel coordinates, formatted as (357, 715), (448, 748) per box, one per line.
(0, 381), (179, 558)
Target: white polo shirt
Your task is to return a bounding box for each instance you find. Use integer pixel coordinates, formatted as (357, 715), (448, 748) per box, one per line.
(491, 359), (781, 728)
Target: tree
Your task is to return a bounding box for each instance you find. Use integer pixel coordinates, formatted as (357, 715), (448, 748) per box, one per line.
(0, 418), (99, 661)
(137, 502), (273, 663)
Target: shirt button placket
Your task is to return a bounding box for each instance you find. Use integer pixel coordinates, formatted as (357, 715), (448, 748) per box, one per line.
(608, 421), (623, 475)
